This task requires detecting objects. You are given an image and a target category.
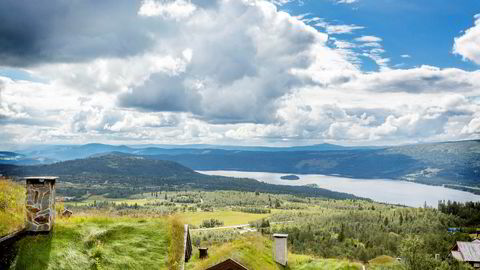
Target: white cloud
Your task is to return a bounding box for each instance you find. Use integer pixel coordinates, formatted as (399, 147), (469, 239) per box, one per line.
(315, 22), (364, 34)
(401, 54), (411, 58)
(355, 36), (382, 42)
(454, 14), (480, 65)
(335, 0), (357, 4)
(138, 0), (197, 19)
(0, 0), (479, 146)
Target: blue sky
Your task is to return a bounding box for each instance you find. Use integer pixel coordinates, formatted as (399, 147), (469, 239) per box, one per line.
(278, 0), (480, 71)
(0, 0), (479, 147)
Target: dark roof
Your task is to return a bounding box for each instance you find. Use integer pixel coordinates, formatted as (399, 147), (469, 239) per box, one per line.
(206, 259), (249, 270)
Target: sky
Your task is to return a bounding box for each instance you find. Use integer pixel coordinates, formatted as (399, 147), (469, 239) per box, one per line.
(0, 0), (479, 148)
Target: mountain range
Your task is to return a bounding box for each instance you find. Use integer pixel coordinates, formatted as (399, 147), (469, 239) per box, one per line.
(2, 140), (479, 187)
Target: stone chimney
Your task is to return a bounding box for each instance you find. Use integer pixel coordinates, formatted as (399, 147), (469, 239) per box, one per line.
(25, 177), (58, 232)
(273, 234), (288, 266)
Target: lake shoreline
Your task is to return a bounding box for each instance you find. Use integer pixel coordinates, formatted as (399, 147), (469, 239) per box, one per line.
(198, 170), (480, 207)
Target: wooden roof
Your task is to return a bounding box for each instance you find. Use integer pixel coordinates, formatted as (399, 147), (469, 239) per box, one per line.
(206, 259), (249, 270)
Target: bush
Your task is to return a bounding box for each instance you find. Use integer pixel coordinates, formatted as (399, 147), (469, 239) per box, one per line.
(200, 219), (224, 228)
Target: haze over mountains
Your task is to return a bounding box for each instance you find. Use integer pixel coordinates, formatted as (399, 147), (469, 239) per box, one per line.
(1, 140), (479, 188)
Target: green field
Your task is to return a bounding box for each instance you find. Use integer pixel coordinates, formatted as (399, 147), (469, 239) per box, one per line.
(177, 210), (271, 226)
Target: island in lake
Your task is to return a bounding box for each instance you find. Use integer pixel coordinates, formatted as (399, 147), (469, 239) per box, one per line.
(280, 174), (300, 180)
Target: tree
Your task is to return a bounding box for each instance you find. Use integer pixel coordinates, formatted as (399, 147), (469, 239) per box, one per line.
(338, 223), (345, 242)
(275, 199), (281, 208)
(400, 235), (438, 270)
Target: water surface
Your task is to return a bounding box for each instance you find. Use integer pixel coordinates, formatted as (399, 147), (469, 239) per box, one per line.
(199, 170), (480, 207)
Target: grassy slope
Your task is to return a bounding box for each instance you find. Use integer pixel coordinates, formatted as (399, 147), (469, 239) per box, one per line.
(10, 216), (183, 270)
(0, 179), (25, 236)
(186, 234), (364, 270)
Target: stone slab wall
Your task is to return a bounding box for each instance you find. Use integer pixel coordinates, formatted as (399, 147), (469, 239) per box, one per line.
(25, 182), (55, 232)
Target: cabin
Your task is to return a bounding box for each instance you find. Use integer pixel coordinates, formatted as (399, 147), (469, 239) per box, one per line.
(24, 176), (58, 232)
(451, 240), (480, 268)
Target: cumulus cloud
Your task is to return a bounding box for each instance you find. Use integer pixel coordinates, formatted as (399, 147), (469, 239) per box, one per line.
(346, 65), (480, 93)
(118, 0), (336, 124)
(454, 14), (480, 65)
(0, 0), (479, 146)
(138, 0), (197, 19)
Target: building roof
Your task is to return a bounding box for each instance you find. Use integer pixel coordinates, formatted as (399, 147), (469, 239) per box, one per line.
(451, 251), (464, 261)
(206, 259), (249, 270)
(455, 242), (480, 262)
(273, 234), (288, 238)
(24, 176), (58, 180)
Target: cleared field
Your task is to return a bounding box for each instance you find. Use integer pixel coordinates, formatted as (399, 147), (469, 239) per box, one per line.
(9, 216), (183, 270)
(177, 210), (271, 226)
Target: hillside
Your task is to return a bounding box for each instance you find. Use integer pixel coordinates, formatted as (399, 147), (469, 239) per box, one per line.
(0, 154), (360, 200)
(5, 140), (479, 187)
(145, 140), (480, 187)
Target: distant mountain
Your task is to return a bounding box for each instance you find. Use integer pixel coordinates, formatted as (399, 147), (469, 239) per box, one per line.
(16, 143), (134, 162)
(4, 140), (479, 187)
(0, 151), (48, 165)
(141, 140), (480, 187)
(127, 143), (370, 152)
(0, 154), (360, 200)
(9, 142), (373, 164)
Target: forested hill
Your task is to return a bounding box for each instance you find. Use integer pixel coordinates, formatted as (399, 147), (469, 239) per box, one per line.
(5, 153), (201, 179)
(0, 154), (360, 200)
(145, 140), (480, 187)
(3, 140), (479, 187)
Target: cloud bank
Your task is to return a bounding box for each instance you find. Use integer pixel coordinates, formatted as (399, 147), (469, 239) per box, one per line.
(0, 0), (478, 147)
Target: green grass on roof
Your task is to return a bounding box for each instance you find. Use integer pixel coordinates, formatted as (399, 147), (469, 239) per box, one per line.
(9, 216), (177, 270)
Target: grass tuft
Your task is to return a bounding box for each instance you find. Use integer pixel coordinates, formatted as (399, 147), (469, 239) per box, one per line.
(167, 216), (186, 270)
(0, 179), (25, 236)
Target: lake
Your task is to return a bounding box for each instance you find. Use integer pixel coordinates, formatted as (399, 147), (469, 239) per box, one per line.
(199, 170), (480, 207)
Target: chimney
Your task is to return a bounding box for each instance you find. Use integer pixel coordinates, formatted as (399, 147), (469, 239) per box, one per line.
(273, 234), (288, 266)
(25, 177), (58, 232)
(199, 247), (208, 259)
